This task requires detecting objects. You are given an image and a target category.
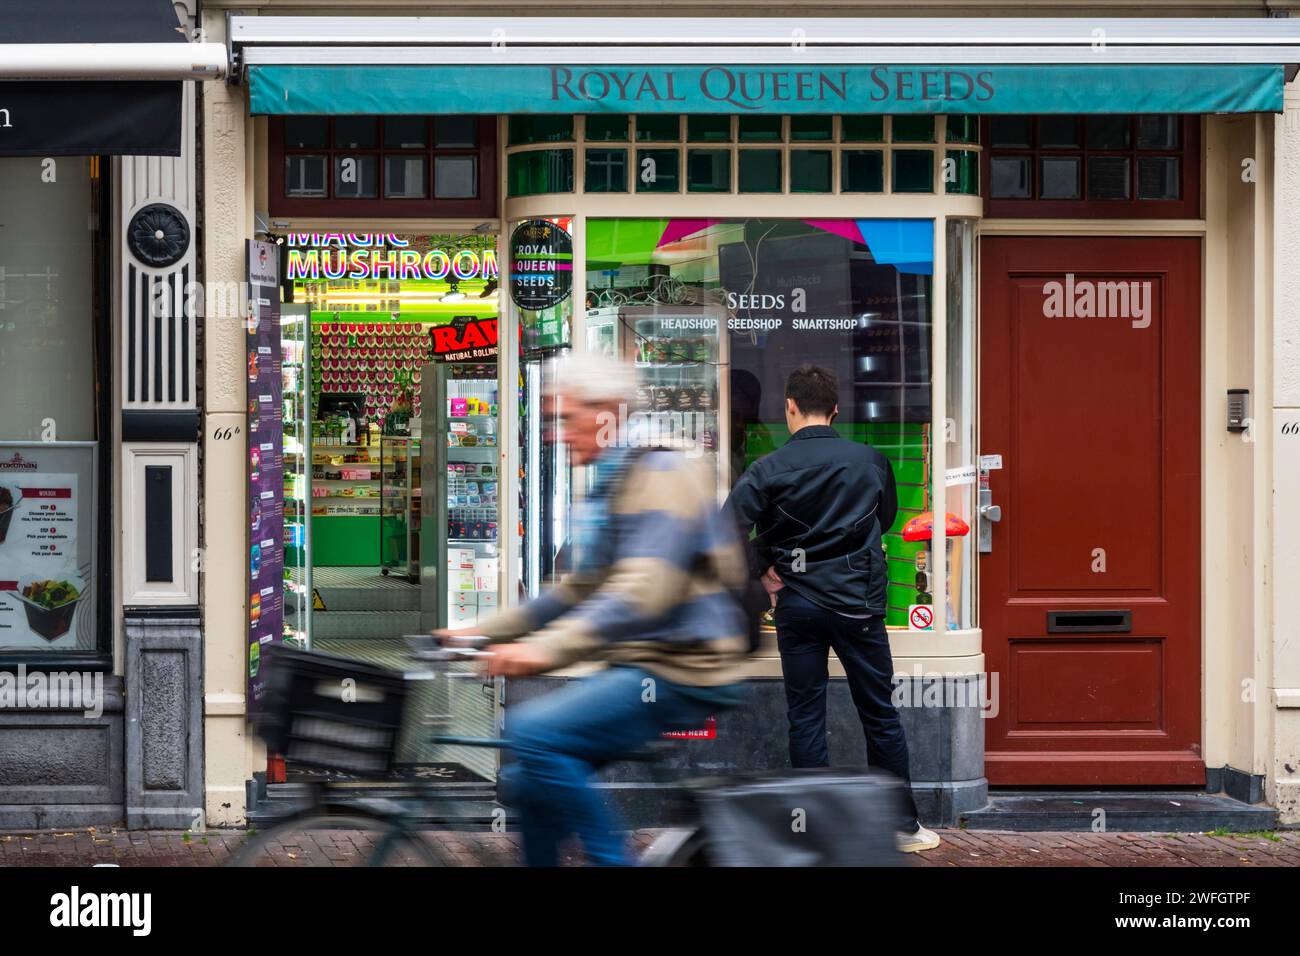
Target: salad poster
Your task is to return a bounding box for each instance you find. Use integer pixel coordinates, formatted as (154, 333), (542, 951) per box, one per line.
(247, 240), (284, 711)
(0, 444), (95, 649)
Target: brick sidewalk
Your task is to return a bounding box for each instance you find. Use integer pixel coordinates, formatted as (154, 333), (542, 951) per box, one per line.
(0, 827), (1296, 866)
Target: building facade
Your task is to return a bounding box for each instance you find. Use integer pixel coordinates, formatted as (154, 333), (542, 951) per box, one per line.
(176, 2), (1300, 829)
(0, 0), (225, 827)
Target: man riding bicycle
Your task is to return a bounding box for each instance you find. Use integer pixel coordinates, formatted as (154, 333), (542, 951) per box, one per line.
(437, 352), (750, 866)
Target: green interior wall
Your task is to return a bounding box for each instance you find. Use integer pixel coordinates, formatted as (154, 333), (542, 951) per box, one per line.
(311, 515), (381, 566)
(744, 420), (929, 627)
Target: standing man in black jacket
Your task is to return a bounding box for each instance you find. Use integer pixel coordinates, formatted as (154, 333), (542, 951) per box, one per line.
(726, 364), (939, 853)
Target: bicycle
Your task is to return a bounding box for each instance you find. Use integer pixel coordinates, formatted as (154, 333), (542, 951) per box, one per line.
(229, 637), (715, 867)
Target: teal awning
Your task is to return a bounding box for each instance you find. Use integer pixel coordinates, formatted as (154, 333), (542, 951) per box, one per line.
(247, 63), (1285, 115)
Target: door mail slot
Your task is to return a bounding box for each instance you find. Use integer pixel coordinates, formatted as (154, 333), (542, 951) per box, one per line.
(1046, 610), (1132, 633)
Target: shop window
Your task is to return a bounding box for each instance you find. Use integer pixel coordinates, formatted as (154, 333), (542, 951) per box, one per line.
(687, 116), (731, 143)
(892, 150), (934, 193)
(946, 219), (977, 630)
(1087, 156), (1130, 200)
(508, 115), (573, 146)
(982, 115), (1199, 218)
(988, 117), (1032, 148)
(891, 115), (935, 143)
(334, 116), (378, 149)
(434, 116), (478, 148)
(738, 116), (783, 142)
(334, 155), (378, 198)
(944, 150), (979, 196)
(270, 116), (496, 217)
(0, 156), (110, 659)
(1086, 116), (1130, 150)
(584, 217), (944, 630)
(841, 115), (884, 143)
(1038, 116), (1081, 149)
(585, 114), (629, 142)
(790, 116), (833, 142)
(1137, 116), (1180, 150)
(738, 150), (782, 192)
(284, 116), (329, 149)
(790, 150), (832, 193)
(1138, 156), (1179, 200)
(385, 116), (428, 149)
(989, 155), (1031, 198)
(584, 148), (628, 192)
(1038, 156), (1079, 200)
(945, 115), (979, 145)
(384, 156), (427, 199)
(686, 149), (730, 192)
(507, 149), (574, 197)
(635, 114), (681, 142)
(842, 150), (884, 192)
(635, 149), (679, 192)
(434, 155), (477, 198)
(286, 155), (328, 198)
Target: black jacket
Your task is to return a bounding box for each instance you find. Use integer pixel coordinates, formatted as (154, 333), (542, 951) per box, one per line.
(726, 425), (897, 616)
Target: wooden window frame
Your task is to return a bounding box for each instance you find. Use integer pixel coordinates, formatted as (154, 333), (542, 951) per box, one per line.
(980, 115), (1200, 219)
(269, 116), (497, 218)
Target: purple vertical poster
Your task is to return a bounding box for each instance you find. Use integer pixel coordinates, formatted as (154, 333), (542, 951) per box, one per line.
(247, 240), (284, 711)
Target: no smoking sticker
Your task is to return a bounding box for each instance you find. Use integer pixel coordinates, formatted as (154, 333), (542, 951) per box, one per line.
(908, 605), (934, 631)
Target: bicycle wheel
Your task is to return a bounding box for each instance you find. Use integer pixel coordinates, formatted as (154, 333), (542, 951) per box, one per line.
(640, 827), (712, 867)
(227, 812), (443, 867)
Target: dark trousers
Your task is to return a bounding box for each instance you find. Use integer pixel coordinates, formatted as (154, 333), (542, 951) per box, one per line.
(774, 587), (920, 830)
(501, 666), (735, 866)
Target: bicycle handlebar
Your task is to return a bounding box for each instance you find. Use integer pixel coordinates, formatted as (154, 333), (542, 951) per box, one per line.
(403, 633), (493, 663)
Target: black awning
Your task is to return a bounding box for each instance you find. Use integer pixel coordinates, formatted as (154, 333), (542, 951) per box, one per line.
(0, 0), (185, 157)
(0, 82), (180, 156)
(0, 0), (186, 44)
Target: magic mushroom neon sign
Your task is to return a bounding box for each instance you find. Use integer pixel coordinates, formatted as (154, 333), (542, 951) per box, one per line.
(286, 233), (499, 283)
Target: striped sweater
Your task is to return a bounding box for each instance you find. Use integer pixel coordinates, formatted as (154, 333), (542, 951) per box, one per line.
(475, 449), (750, 686)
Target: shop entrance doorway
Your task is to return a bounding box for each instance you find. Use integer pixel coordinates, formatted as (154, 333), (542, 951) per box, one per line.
(279, 232), (502, 783)
(978, 236), (1202, 785)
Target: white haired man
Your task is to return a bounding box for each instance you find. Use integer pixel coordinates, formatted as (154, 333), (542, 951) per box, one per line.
(437, 352), (749, 866)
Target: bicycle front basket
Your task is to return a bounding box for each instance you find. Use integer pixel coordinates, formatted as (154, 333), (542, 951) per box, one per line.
(255, 644), (409, 777)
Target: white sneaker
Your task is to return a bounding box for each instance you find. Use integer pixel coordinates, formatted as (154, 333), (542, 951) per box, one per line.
(897, 825), (941, 853)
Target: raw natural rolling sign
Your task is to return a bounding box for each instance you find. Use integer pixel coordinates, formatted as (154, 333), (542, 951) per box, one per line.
(430, 317), (499, 363)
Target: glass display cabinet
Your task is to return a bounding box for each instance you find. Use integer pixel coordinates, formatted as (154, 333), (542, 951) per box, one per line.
(379, 435), (420, 581)
(280, 303), (311, 648)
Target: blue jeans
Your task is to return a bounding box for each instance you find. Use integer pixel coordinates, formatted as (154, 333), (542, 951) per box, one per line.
(501, 665), (742, 866)
(774, 587), (920, 831)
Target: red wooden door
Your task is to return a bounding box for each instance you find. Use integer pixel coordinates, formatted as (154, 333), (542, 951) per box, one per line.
(979, 236), (1202, 785)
